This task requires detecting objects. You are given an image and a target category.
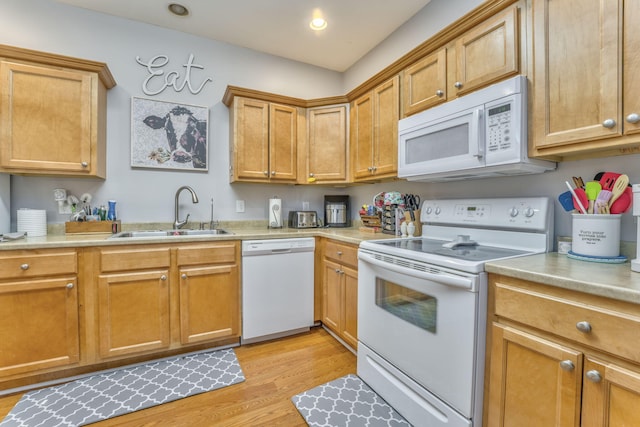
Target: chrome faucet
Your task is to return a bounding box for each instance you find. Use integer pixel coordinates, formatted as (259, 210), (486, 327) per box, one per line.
(174, 186), (199, 229)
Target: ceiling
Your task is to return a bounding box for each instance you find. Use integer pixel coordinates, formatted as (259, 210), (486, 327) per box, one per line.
(56, 0), (431, 72)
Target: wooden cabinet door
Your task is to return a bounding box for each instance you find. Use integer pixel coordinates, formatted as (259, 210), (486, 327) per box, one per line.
(178, 264), (240, 345)
(0, 277), (79, 376)
(269, 103), (297, 182)
(531, 0), (622, 152)
(233, 97), (270, 181)
(623, 0), (640, 136)
(97, 270), (170, 358)
(0, 60), (95, 175)
(350, 92), (375, 180)
(306, 105), (347, 183)
(372, 75), (399, 179)
(454, 6), (518, 97)
(341, 265), (358, 349)
(488, 324), (582, 427)
(582, 357), (640, 427)
(322, 259), (342, 333)
(402, 48), (447, 117)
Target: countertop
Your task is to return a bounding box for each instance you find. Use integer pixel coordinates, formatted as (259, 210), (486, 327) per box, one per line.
(0, 223), (396, 250)
(486, 252), (640, 305)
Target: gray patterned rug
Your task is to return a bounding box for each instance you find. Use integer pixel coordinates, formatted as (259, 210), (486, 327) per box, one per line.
(1, 348), (244, 427)
(292, 374), (411, 427)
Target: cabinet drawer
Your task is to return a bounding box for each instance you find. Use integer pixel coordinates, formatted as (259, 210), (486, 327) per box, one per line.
(176, 242), (238, 266)
(324, 240), (358, 267)
(494, 282), (640, 364)
(0, 250), (77, 279)
(100, 247), (171, 272)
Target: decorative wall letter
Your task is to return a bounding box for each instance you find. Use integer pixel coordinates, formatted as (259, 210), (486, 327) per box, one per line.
(135, 54), (213, 96)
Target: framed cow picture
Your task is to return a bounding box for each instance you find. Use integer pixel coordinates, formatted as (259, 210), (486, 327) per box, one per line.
(130, 97), (209, 171)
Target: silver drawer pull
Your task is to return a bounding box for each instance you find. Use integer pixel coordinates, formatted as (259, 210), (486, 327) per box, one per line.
(626, 113), (640, 124)
(181, 274), (187, 279)
(586, 370), (602, 383)
(337, 251), (343, 256)
(20, 263), (29, 270)
(435, 90), (444, 97)
(602, 119), (616, 129)
(66, 283), (74, 289)
(160, 275), (167, 281)
(576, 321), (592, 333)
(559, 360), (575, 371)
(81, 161), (88, 168)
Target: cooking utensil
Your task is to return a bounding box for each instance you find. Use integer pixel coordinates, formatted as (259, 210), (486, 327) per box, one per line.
(584, 181), (601, 214)
(572, 176), (585, 189)
(599, 171), (621, 191)
(566, 181), (588, 214)
(558, 191), (576, 211)
(595, 190), (612, 214)
(610, 186), (632, 214)
(608, 174), (629, 207)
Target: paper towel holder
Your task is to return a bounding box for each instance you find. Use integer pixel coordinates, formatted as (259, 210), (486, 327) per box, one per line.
(268, 197), (283, 229)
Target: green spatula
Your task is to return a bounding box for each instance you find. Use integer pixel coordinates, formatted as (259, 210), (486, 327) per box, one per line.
(585, 181), (602, 214)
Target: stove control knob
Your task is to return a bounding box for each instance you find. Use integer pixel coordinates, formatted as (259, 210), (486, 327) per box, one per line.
(509, 207), (519, 217)
(434, 207), (441, 215)
(425, 207), (433, 215)
(524, 207), (535, 218)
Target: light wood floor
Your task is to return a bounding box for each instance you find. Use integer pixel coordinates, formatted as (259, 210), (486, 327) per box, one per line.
(0, 327), (356, 426)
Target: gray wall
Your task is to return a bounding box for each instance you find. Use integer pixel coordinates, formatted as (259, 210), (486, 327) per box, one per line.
(1, 0), (639, 243)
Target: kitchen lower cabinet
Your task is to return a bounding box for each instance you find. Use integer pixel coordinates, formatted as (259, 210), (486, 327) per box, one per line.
(486, 274), (640, 426)
(0, 249), (79, 378)
(0, 44), (115, 178)
(321, 240), (358, 349)
(97, 247), (171, 359)
(176, 243), (240, 345)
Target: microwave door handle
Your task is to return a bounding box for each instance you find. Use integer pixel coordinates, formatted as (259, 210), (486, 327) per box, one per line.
(470, 108), (484, 158)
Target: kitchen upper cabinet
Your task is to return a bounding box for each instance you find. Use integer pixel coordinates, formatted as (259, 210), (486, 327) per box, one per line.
(321, 239), (358, 349)
(304, 105), (348, 184)
(530, 0), (640, 159)
(229, 96), (299, 183)
(486, 274), (640, 426)
(176, 243), (240, 345)
(0, 249), (79, 378)
(0, 45), (115, 178)
(351, 75), (399, 182)
(402, 5), (519, 117)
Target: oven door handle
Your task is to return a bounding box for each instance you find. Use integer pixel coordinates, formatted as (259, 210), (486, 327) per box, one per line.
(359, 253), (473, 290)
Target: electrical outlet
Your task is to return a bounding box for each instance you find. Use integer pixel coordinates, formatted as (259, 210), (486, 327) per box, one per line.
(58, 202), (72, 214)
(302, 201), (310, 210)
(236, 200), (245, 213)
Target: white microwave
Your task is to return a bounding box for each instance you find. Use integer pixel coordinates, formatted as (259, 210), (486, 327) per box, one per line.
(398, 76), (555, 182)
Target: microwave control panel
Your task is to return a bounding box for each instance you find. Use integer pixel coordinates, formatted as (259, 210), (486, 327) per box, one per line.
(484, 92), (524, 164)
(487, 103), (512, 152)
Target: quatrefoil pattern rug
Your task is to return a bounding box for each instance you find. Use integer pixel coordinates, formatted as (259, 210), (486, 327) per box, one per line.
(1, 348), (244, 427)
(292, 374), (411, 426)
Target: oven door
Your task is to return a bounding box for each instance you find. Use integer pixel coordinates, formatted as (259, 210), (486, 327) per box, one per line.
(357, 249), (486, 424)
(398, 107), (485, 178)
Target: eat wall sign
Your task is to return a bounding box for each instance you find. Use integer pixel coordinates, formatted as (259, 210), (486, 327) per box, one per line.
(135, 53), (213, 96)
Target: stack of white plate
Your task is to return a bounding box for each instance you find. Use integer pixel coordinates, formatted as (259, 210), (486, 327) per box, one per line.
(17, 208), (47, 237)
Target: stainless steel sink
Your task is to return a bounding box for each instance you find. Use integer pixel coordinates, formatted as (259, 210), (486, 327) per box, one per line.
(110, 229), (232, 238)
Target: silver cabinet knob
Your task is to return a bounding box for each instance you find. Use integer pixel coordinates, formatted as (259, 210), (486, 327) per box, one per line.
(271, 171), (276, 176)
(435, 90), (444, 97)
(335, 268), (341, 273)
(66, 283), (74, 289)
(263, 171), (269, 175)
(626, 113), (640, 124)
(576, 321), (592, 333)
(586, 370), (602, 383)
(181, 273), (187, 279)
(20, 263), (29, 270)
(309, 173), (315, 177)
(559, 360), (575, 371)
(372, 166), (377, 172)
(337, 251), (343, 256)
(602, 119), (616, 129)
(454, 81), (463, 89)
(81, 162), (88, 168)
(160, 275), (167, 281)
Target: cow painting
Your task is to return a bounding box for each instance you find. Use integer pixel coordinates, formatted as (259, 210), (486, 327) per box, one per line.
(142, 106), (207, 169)
(131, 97), (208, 171)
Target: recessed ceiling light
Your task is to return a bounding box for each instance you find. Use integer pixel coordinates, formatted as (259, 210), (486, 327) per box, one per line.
(168, 3), (189, 17)
(309, 17), (327, 31)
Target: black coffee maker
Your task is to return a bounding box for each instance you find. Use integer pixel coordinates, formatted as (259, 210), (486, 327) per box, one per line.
(324, 195), (350, 227)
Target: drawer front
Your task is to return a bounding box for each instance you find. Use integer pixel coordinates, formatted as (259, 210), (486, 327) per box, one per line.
(0, 250), (77, 279)
(176, 242), (238, 266)
(494, 282), (640, 363)
(324, 240), (358, 267)
(100, 247), (171, 272)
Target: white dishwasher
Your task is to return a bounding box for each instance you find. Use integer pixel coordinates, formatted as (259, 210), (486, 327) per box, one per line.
(241, 238), (315, 344)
